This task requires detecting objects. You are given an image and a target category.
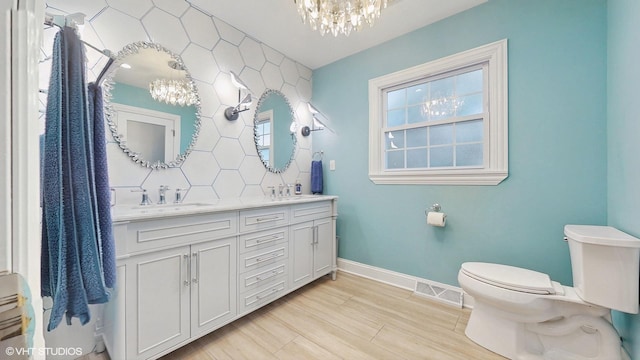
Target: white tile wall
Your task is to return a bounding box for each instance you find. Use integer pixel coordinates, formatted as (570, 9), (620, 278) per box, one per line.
(40, 0), (315, 207)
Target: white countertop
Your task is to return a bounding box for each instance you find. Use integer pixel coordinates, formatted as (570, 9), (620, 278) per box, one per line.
(111, 195), (338, 222)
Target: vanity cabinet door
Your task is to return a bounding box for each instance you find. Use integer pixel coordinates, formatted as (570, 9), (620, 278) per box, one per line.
(290, 218), (333, 290)
(126, 246), (190, 360)
(290, 221), (314, 289)
(313, 217), (333, 278)
(190, 237), (237, 337)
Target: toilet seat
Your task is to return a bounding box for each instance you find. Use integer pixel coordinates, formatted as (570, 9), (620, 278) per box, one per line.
(461, 262), (557, 295)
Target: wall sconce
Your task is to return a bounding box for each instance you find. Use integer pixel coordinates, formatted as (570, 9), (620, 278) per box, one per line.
(301, 103), (334, 136)
(224, 71), (253, 121)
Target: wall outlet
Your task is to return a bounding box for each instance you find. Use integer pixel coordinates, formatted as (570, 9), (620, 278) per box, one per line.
(329, 160), (336, 171)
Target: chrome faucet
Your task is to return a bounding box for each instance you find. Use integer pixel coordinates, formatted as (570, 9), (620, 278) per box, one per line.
(174, 188), (182, 204)
(158, 185), (170, 205)
(132, 188), (152, 206)
(278, 184), (284, 197)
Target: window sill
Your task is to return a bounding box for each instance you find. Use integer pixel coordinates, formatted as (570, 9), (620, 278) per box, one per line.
(369, 170), (508, 185)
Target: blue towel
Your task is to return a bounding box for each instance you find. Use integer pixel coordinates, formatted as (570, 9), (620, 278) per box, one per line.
(311, 160), (323, 194)
(88, 82), (116, 289)
(41, 27), (112, 331)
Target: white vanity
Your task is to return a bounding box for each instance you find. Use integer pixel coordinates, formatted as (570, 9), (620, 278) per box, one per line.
(102, 195), (338, 360)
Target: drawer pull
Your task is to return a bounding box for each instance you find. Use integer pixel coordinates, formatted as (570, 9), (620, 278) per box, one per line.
(256, 287), (283, 300)
(256, 216), (280, 223)
(255, 253), (281, 263)
(256, 235), (282, 244)
(255, 269), (282, 282)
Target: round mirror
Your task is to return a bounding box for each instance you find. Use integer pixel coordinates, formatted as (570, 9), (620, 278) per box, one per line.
(254, 89), (297, 173)
(103, 42), (201, 169)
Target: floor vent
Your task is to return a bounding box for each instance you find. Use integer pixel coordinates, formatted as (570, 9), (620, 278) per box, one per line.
(414, 280), (463, 308)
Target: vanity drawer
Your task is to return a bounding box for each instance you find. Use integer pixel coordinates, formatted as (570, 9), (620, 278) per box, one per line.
(239, 206), (289, 233)
(239, 280), (287, 315)
(239, 260), (287, 294)
(239, 245), (288, 274)
(290, 201), (333, 224)
(239, 227), (288, 254)
(125, 212), (237, 254)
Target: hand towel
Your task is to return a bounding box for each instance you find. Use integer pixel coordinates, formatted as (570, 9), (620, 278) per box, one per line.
(311, 160), (323, 194)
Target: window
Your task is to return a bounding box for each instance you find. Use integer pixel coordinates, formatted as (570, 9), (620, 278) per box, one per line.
(368, 39), (508, 185)
(256, 109), (273, 166)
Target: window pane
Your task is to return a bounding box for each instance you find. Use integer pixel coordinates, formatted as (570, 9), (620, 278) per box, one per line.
(386, 150), (404, 169)
(430, 146), (453, 167)
(426, 97), (458, 121)
(406, 127), (427, 147)
(456, 119), (483, 143)
(387, 89), (405, 109)
(261, 149), (270, 162)
(262, 122), (270, 133)
(430, 77), (455, 99)
(456, 143), (483, 166)
(429, 124), (453, 145)
(407, 149), (427, 168)
(387, 109), (405, 127)
(407, 83), (427, 105)
(263, 136), (270, 146)
(457, 93), (483, 117)
(407, 105), (427, 124)
(385, 131), (404, 150)
(456, 69), (483, 95)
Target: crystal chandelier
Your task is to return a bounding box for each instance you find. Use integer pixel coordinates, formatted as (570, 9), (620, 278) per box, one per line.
(149, 60), (198, 106)
(294, 0), (390, 37)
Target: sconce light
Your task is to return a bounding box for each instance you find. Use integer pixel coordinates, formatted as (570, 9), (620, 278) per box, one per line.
(301, 103), (334, 136)
(224, 71), (253, 121)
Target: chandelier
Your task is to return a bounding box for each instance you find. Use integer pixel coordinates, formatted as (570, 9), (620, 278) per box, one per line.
(294, 0), (390, 37)
(149, 60), (198, 106)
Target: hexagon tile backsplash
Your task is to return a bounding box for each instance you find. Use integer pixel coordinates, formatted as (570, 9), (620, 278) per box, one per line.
(40, 0), (315, 205)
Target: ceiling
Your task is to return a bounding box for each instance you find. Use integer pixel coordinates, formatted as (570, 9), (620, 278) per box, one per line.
(186, 0), (488, 69)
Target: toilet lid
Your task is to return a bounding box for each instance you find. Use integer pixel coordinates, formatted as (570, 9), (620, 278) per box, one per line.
(461, 262), (557, 295)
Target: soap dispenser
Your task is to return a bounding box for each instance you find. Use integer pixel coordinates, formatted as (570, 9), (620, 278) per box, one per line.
(295, 179), (302, 195)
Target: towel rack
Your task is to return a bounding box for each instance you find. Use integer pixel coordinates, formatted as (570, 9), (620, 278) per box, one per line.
(313, 151), (323, 161)
(43, 12), (115, 85)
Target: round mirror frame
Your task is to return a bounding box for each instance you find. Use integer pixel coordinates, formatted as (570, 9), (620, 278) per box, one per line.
(103, 41), (202, 170)
(253, 89), (297, 174)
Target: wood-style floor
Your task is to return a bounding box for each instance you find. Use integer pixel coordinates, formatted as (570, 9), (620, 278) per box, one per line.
(91, 272), (506, 360)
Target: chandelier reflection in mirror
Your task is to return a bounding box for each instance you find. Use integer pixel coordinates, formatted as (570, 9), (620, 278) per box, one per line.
(149, 60), (198, 106)
(422, 96), (464, 119)
(294, 0), (390, 37)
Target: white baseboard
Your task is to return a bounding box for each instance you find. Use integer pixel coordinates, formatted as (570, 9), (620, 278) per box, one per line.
(336, 258), (472, 308)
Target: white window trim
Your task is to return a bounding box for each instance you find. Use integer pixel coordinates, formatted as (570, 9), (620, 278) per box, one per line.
(368, 39), (508, 185)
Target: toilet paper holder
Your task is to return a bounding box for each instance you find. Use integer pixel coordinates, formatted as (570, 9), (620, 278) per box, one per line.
(424, 203), (443, 217)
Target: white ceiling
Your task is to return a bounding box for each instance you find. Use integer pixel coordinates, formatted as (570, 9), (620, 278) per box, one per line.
(186, 0), (488, 69)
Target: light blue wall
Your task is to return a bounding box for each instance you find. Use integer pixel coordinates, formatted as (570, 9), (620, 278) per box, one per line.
(111, 82), (197, 154)
(313, 0), (607, 287)
(607, 0), (640, 357)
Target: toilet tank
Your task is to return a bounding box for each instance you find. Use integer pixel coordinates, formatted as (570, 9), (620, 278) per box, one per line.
(565, 225), (640, 314)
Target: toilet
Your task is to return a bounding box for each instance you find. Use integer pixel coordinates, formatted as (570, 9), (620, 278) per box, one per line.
(458, 225), (640, 360)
